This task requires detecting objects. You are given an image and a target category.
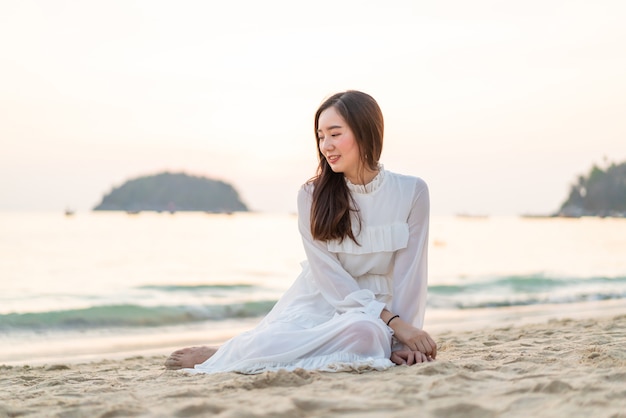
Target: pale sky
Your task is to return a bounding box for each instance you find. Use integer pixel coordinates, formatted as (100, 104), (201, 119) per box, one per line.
(1, 0), (625, 215)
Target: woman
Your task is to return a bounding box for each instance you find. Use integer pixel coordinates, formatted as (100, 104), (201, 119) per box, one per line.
(165, 90), (436, 373)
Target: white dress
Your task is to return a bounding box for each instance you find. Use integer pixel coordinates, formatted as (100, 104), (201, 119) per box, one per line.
(187, 168), (430, 374)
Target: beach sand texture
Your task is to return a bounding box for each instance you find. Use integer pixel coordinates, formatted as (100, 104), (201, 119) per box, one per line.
(1, 314), (625, 418)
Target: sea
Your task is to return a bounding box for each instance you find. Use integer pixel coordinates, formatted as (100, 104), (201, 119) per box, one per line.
(1, 212), (626, 365)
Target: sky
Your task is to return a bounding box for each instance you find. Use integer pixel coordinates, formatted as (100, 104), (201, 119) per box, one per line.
(1, 0), (625, 215)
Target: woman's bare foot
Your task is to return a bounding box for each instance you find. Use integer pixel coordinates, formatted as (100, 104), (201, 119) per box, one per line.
(164, 346), (217, 370)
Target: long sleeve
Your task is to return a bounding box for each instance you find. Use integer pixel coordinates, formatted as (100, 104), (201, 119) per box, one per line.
(390, 178), (430, 329)
(297, 186), (386, 319)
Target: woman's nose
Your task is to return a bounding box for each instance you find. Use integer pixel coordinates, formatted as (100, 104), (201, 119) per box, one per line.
(321, 138), (334, 151)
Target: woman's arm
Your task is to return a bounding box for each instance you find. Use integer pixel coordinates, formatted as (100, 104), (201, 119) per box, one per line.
(297, 186), (386, 319)
(385, 179), (437, 361)
(391, 178), (430, 329)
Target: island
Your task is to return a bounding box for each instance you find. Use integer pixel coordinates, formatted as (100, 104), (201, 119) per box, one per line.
(93, 172), (249, 213)
(557, 160), (626, 218)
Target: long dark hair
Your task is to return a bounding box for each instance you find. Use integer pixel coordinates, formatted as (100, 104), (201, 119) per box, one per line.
(310, 90), (384, 242)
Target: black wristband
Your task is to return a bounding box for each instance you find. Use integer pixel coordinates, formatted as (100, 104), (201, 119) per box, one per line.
(386, 314), (400, 326)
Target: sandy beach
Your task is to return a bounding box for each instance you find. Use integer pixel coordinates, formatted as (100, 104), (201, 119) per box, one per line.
(2, 311), (624, 418)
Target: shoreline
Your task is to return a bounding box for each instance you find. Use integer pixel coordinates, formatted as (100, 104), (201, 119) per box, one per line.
(1, 311), (624, 417)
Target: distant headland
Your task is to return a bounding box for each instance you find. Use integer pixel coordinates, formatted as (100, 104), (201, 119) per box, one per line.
(557, 160), (626, 218)
(93, 172), (248, 213)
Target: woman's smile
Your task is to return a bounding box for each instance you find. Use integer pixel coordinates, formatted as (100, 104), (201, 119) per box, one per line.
(326, 155), (340, 164)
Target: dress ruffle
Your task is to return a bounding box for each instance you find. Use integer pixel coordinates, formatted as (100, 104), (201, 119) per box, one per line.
(345, 165), (385, 194)
(327, 222), (409, 255)
(187, 353), (395, 375)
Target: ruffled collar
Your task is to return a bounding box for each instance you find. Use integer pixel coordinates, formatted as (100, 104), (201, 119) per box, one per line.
(345, 166), (385, 194)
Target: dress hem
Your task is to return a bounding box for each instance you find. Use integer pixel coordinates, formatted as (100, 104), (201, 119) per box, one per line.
(184, 354), (395, 375)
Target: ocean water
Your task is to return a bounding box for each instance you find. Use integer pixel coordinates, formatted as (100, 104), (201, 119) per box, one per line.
(1, 212), (626, 364)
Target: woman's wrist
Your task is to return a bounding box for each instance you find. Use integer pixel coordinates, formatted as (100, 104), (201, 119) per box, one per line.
(381, 309), (400, 327)
(386, 314), (400, 326)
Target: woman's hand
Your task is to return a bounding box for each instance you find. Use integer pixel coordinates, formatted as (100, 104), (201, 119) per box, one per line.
(390, 349), (433, 365)
(390, 319), (437, 360)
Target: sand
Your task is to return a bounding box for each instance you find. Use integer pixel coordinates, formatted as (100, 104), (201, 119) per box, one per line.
(1, 313), (625, 418)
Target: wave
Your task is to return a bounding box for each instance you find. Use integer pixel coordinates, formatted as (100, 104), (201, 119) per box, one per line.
(428, 274), (626, 309)
(0, 301), (277, 332)
(430, 274), (626, 292)
(137, 283), (256, 292)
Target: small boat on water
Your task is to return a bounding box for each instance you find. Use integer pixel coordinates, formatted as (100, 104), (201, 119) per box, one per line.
(455, 213), (489, 219)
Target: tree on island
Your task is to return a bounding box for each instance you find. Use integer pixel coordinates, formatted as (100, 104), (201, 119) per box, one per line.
(558, 160), (626, 217)
(93, 172), (249, 213)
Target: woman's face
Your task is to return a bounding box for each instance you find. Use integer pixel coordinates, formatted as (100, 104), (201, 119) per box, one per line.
(317, 106), (362, 182)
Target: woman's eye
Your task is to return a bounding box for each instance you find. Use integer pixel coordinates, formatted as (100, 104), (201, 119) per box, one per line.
(331, 133), (340, 137)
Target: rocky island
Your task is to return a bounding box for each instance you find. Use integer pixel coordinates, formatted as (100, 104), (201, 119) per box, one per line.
(557, 160), (626, 217)
(93, 172), (248, 213)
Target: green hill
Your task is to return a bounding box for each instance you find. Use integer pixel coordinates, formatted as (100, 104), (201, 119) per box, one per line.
(93, 172), (248, 213)
(558, 160), (626, 217)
